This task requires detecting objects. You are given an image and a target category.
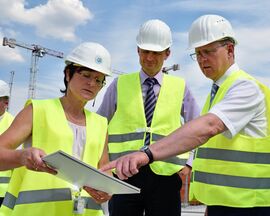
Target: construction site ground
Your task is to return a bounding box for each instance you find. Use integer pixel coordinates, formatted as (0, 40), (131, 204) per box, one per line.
(102, 203), (206, 216)
(182, 204), (206, 215)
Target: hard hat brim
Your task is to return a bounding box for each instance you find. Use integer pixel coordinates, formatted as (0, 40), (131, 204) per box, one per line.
(188, 37), (237, 50)
(138, 44), (170, 52)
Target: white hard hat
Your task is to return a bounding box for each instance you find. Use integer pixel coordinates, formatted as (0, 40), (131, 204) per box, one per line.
(65, 42), (112, 76)
(188, 14), (237, 49)
(136, 19), (172, 52)
(0, 80), (10, 97)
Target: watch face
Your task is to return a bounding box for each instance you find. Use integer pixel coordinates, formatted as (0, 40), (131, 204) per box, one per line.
(140, 146), (148, 151)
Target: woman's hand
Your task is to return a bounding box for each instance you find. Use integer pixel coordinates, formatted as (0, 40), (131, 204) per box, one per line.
(20, 147), (57, 174)
(178, 165), (192, 177)
(83, 186), (111, 204)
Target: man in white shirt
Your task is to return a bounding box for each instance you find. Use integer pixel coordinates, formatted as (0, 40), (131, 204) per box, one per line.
(102, 14), (270, 216)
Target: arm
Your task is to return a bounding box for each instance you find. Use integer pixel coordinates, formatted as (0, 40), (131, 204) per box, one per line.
(150, 113), (225, 161)
(0, 105), (55, 174)
(101, 113), (226, 180)
(84, 132), (112, 203)
(97, 132), (111, 174)
(181, 84), (200, 123)
(97, 78), (117, 122)
(178, 84), (200, 176)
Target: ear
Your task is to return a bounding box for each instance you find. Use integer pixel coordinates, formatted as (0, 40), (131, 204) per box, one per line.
(164, 49), (170, 60)
(227, 44), (234, 59)
(65, 68), (71, 82)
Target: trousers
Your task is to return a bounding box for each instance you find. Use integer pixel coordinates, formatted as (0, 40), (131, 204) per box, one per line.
(109, 165), (182, 216)
(0, 197), (3, 207)
(208, 205), (270, 216)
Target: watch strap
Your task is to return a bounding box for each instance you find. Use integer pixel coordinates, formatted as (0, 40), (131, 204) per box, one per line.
(140, 146), (154, 164)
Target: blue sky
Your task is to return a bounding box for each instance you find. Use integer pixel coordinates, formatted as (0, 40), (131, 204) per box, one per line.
(1, 0), (270, 115)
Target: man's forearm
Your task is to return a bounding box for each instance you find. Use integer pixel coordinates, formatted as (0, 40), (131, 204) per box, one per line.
(150, 113), (226, 161)
(0, 148), (22, 170)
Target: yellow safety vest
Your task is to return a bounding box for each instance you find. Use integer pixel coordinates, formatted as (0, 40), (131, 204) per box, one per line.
(108, 72), (189, 175)
(190, 70), (270, 207)
(0, 98), (107, 216)
(0, 112), (14, 198)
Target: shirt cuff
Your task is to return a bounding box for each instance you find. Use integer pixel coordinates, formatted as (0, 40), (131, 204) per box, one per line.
(185, 151), (194, 167)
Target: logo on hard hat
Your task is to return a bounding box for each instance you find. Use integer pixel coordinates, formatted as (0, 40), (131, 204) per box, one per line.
(95, 56), (102, 64)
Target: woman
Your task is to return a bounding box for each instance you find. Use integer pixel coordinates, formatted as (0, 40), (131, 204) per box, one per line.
(0, 42), (112, 216)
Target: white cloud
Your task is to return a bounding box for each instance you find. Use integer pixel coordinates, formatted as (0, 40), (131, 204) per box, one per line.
(0, 27), (25, 65)
(0, 46), (25, 63)
(255, 75), (270, 88)
(165, 0), (270, 17)
(236, 27), (270, 76)
(0, 32), (24, 64)
(0, 0), (93, 41)
(8, 83), (28, 115)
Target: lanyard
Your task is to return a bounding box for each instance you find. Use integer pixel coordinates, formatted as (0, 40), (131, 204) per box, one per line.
(73, 187), (85, 214)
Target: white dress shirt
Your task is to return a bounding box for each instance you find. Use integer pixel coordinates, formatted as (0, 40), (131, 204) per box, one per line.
(209, 63), (266, 138)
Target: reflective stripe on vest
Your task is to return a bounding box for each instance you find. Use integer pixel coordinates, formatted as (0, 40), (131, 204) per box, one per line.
(108, 132), (165, 143)
(109, 132), (144, 142)
(2, 192), (16, 209)
(193, 171), (270, 189)
(190, 70), (270, 207)
(110, 150), (187, 166)
(0, 177), (10, 183)
(196, 147), (270, 164)
(3, 189), (101, 210)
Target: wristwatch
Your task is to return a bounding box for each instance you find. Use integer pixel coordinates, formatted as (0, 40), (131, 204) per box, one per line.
(140, 145), (154, 164)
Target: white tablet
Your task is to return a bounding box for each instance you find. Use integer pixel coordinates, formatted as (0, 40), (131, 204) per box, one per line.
(43, 150), (140, 195)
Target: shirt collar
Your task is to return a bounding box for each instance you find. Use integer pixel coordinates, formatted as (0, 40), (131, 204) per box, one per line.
(140, 69), (162, 85)
(215, 63), (240, 86)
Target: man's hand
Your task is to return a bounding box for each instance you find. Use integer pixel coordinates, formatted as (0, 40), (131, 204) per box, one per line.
(100, 151), (149, 180)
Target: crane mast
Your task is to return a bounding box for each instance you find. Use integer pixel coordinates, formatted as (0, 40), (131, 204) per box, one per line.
(6, 70), (15, 111)
(2, 37), (64, 98)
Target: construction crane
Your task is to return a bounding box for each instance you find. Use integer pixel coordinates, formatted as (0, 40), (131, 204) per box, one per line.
(113, 64), (180, 75)
(2, 37), (64, 99)
(7, 70), (15, 111)
(162, 64), (180, 74)
(111, 65), (179, 77)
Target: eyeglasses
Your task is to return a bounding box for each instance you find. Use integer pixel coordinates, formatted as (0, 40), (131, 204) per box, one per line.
(76, 70), (106, 87)
(190, 43), (227, 61)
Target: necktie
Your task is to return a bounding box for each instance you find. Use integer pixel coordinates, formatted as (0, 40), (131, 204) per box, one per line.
(144, 77), (157, 146)
(210, 83), (219, 106)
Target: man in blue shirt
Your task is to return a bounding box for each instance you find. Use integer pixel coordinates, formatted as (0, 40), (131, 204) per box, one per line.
(98, 19), (200, 216)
